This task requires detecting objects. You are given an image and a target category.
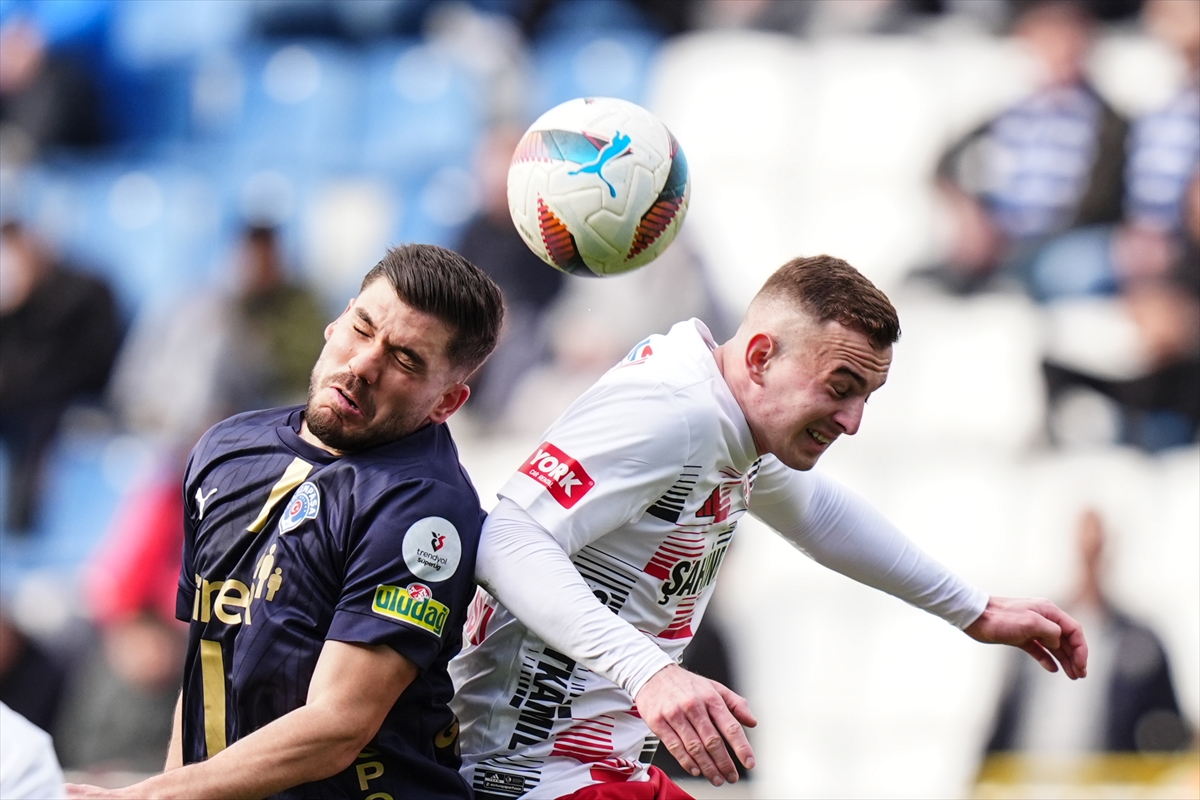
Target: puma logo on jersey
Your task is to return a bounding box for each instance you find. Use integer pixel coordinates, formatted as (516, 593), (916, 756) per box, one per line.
(196, 487), (218, 520)
(521, 442), (595, 509)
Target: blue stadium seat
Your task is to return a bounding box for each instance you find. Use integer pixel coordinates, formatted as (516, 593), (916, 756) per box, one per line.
(359, 41), (485, 179)
(104, 0), (253, 146)
(0, 433), (129, 580)
(193, 41), (366, 168)
(527, 29), (662, 116)
(17, 157), (233, 321)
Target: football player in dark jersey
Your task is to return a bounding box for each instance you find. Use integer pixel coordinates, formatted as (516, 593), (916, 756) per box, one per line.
(68, 244), (503, 800)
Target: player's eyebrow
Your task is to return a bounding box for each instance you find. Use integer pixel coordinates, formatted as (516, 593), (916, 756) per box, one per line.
(355, 307), (428, 372)
(832, 366), (867, 391)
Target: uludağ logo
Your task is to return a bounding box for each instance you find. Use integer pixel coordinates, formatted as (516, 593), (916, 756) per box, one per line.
(372, 582), (448, 636)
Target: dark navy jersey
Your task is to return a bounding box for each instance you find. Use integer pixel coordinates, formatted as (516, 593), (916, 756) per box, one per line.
(177, 406), (483, 800)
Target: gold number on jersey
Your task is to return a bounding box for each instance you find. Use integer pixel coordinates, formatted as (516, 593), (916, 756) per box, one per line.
(196, 457), (312, 757)
(199, 639), (227, 756)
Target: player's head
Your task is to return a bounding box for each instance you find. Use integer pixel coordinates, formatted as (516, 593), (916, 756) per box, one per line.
(304, 244), (504, 454)
(722, 255), (899, 471)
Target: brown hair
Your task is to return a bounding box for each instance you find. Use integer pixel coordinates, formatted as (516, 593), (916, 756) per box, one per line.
(755, 255), (900, 348)
(361, 244), (505, 375)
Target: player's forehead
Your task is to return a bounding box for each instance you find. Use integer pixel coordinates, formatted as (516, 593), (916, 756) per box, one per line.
(354, 279), (456, 364)
(802, 318), (892, 388)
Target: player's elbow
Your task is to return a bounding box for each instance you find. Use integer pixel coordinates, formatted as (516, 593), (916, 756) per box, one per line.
(322, 727), (380, 775)
(309, 709), (386, 776)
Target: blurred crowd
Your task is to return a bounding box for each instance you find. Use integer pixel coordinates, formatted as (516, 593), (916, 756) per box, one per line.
(0, 0), (1195, 788)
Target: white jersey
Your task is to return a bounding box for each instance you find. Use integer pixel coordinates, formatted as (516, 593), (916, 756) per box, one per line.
(0, 703), (66, 800)
(450, 319), (769, 798)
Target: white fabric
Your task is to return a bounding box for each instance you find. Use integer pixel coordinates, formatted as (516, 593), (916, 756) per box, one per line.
(0, 703), (66, 800)
(749, 459), (988, 630)
(477, 500), (676, 698)
(450, 319), (986, 799)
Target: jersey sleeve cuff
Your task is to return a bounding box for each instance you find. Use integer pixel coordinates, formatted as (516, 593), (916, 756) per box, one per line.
(623, 647), (677, 699)
(327, 608), (442, 672)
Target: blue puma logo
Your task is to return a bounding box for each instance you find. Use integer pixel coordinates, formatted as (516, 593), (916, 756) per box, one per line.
(569, 131), (632, 197)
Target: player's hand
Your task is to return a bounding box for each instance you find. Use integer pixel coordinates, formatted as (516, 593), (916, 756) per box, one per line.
(65, 785), (126, 798)
(964, 596), (1088, 679)
(633, 664), (756, 786)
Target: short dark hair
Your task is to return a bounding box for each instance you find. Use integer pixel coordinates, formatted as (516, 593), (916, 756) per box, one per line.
(361, 244), (504, 375)
(756, 255), (900, 348)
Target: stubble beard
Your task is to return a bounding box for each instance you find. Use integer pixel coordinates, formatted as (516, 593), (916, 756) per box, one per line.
(303, 370), (421, 452)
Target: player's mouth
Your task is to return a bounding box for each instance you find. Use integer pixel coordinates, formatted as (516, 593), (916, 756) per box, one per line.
(331, 385), (367, 419)
(807, 428), (833, 447)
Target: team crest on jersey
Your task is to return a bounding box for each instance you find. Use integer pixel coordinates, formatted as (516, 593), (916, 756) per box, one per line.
(622, 337), (654, 363)
(522, 442), (594, 509)
(372, 582), (449, 636)
(279, 482), (319, 533)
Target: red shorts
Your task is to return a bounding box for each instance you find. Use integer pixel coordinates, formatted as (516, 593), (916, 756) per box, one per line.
(553, 767), (695, 800)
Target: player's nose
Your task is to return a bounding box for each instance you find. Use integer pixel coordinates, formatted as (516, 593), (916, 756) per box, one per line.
(834, 398), (865, 436)
(347, 344), (384, 384)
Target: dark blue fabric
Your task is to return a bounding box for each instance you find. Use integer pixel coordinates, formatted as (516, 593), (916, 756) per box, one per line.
(178, 406), (481, 799)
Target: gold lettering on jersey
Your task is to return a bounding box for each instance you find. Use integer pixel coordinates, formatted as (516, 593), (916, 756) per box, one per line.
(213, 580), (251, 624)
(371, 585), (449, 637)
(356, 762), (384, 791)
(247, 457), (313, 533)
(193, 558), (284, 627)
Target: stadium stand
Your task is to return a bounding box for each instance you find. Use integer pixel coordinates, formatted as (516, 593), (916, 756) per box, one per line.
(0, 1), (1194, 796)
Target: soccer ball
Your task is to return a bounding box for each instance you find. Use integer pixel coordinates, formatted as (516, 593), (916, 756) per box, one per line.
(507, 97), (690, 277)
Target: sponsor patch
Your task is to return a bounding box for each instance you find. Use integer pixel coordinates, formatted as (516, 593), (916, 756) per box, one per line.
(622, 337), (654, 363)
(479, 771), (527, 796)
(521, 442), (594, 508)
(279, 482), (319, 533)
(402, 517), (462, 582)
(372, 583), (449, 636)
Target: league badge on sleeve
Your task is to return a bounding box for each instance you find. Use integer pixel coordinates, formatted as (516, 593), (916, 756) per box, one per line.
(280, 482), (320, 533)
(402, 517), (462, 582)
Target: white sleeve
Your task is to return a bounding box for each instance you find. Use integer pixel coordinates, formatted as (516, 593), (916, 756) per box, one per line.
(750, 459), (988, 629)
(0, 704), (66, 800)
(477, 498), (675, 697)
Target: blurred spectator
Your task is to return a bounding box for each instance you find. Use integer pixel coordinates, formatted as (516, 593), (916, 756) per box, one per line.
(0, 610), (66, 735)
(1041, 171), (1200, 451)
(985, 508), (1192, 753)
(1027, 0), (1198, 303)
(235, 224), (328, 407)
(108, 223), (325, 449)
(914, 0), (1128, 295)
(0, 0), (111, 160)
(1126, 0), (1200, 234)
(53, 464), (186, 773)
(0, 220), (122, 533)
(499, 230), (729, 436)
(0, 702), (66, 800)
(456, 124), (567, 425)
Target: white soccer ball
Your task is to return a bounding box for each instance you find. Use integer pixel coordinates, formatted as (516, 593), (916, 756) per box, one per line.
(507, 97), (690, 277)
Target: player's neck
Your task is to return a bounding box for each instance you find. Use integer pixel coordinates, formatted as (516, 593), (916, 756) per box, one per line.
(299, 418), (346, 457)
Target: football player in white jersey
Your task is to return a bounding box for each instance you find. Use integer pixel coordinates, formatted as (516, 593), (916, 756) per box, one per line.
(450, 255), (1088, 800)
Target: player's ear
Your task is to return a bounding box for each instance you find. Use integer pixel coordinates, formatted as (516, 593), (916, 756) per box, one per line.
(425, 382), (471, 426)
(325, 299), (355, 340)
(745, 333), (774, 385)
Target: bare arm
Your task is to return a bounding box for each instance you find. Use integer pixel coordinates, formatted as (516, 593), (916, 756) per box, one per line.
(163, 692), (183, 771)
(68, 640), (418, 799)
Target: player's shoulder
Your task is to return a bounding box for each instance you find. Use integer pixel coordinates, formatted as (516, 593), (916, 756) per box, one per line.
(326, 424), (482, 523)
(189, 406), (298, 466)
